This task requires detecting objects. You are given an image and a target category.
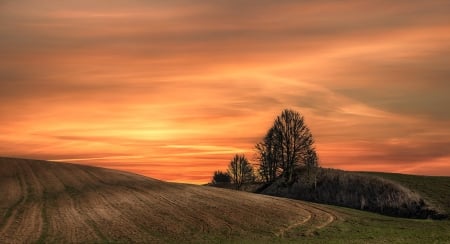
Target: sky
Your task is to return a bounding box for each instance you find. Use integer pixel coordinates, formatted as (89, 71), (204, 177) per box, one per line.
(1, 0), (450, 183)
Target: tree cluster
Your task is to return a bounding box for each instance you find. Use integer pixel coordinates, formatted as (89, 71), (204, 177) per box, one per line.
(211, 109), (318, 189)
(211, 155), (255, 190)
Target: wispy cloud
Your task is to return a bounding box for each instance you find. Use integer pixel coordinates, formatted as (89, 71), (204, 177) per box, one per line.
(1, 0), (449, 182)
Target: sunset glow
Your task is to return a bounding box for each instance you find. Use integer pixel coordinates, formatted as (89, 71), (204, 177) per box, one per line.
(1, 1), (450, 183)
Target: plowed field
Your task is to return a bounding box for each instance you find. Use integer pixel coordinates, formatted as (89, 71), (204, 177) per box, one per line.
(0, 157), (337, 243)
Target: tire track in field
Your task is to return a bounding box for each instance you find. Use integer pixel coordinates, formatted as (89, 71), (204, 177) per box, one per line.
(127, 183), (232, 237)
(307, 204), (338, 227)
(50, 168), (104, 243)
(275, 208), (313, 238)
(126, 183), (212, 236)
(300, 203), (338, 236)
(274, 200), (339, 238)
(1, 160), (42, 243)
(157, 193), (210, 234)
(71, 171), (148, 242)
(76, 169), (139, 242)
(78, 168), (139, 243)
(0, 167), (26, 239)
(85, 169), (171, 242)
(3, 160), (44, 243)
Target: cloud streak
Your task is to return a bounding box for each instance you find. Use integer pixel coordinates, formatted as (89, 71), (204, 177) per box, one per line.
(1, 0), (450, 183)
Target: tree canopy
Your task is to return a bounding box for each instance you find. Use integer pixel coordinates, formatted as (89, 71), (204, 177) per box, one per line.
(227, 154), (254, 190)
(211, 170), (231, 184)
(256, 109), (317, 185)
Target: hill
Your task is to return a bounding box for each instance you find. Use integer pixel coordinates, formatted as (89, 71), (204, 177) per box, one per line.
(0, 157), (337, 243)
(260, 168), (447, 219)
(358, 172), (450, 216)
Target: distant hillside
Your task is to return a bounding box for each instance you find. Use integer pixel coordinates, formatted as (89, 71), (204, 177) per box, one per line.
(260, 168), (447, 219)
(0, 157), (336, 243)
(358, 172), (450, 216)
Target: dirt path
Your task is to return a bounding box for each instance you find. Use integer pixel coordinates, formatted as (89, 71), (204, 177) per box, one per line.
(274, 200), (339, 238)
(0, 157), (339, 243)
(275, 209), (312, 237)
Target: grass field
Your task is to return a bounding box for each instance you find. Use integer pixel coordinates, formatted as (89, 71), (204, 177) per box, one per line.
(0, 157), (449, 243)
(291, 205), (450, 244)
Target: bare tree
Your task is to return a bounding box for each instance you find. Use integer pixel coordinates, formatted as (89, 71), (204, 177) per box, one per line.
(227, 154), (254, 190)
(256, 127), (281, 183)
(305, 148), (319, 189)
(257, 109), (317, 185)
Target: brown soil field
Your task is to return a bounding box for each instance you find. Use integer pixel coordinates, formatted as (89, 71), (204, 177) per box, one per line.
(0, 157), (338, 243)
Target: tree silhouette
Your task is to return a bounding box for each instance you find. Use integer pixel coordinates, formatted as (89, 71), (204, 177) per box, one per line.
(257, 109), (317, 185)
(211, 170), (231, 184)
(305, 148), (319, 168)
(256, 127), (280, 183)
(305, 148), (319, 189)
(227, 154), (254, 190)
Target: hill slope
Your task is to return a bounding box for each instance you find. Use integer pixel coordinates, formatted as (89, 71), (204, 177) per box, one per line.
(0, 157), (336, 243)
(261, 168), (446, 219)
(358, 172), (450, 216)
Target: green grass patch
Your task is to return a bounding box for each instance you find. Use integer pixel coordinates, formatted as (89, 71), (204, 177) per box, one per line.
(299, 206), (450, 244)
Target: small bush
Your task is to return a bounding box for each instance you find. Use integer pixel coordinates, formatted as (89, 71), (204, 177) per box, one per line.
(211, 170), (231, 184)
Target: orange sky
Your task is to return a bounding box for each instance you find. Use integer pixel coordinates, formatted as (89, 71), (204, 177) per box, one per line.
(1, 0), (450, 183)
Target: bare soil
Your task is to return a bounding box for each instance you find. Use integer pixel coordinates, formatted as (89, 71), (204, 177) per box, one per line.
(0, 157), (338, 243)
